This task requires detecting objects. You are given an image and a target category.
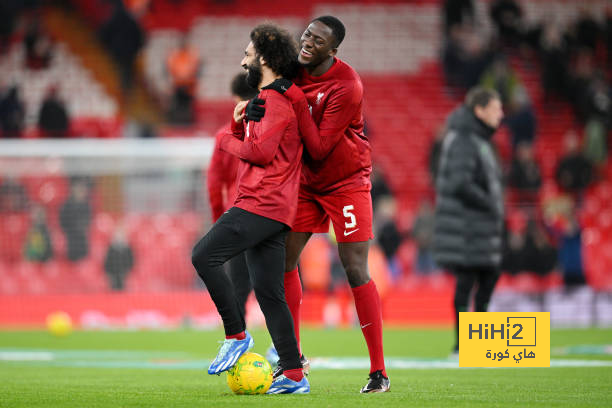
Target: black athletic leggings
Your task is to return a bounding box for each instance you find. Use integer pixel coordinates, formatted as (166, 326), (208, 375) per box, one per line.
(226, 252), (251, 318)
(191, 207), (301, 371)
(452, 266), (500, 351)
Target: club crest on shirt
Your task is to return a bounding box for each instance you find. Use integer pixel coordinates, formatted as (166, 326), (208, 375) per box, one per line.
(316, 92), (325, 105)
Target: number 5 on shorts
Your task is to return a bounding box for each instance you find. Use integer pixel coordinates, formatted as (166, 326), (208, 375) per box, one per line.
(343, 205), (356, 229)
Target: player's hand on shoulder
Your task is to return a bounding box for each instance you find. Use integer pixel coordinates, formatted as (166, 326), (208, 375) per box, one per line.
(233, 100), (249, 123)
(244, 98), (265, 122)
(263, 78), (293, 94)
(263, 78), (304, 104)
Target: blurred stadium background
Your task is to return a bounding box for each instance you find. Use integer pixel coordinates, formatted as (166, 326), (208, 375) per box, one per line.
(0, 0), (611, 333)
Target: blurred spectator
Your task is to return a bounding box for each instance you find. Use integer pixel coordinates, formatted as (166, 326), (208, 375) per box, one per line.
(104, 223), (134, 290)
(571, 10), (600, 53)
(99, 2), (145, 95)
(558, 215), (585, 286)
(567, 50), (598, 123)
(546, 203), (586, 287)
(508, 141), (542, 193)
(59, 180), (92, 262)
(0, 1), (18, 54)
(539, 21), (569, 101)
(166, 36), (202, 125)
(520, 218), (557, 275)
(555, 131), (593, 195)
(0, 176), (29, 212)
(412, 200), (436, 275)
(24, 205), (53, 263)
(442, 23), (493, 89)
(505, 87), (536, 148)
(480, 56), (520, 107)
(370, 166), (393, 211)
(442, 0), (474, 34)
(374, 197), (402, 280)
(583, 119), (607, 168)
(0, 85), (25, 138)
(489, 0), (523, 47)
(37, 86), (70, 138)
(501, 226), (523, 275)
(24, 17), (53, 70)
(582, 73), (611, 129)
(480, 56), (536, 148)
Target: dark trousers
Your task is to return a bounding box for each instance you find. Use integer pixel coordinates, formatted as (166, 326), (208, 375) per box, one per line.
(452, 266), (500, 351)
(191, 207), (301, 370)
(226, 252), (251, 317)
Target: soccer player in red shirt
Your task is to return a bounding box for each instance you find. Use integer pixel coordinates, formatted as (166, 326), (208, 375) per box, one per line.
(192, 24), (309, 394)
(207, 72), (258, 318)
(253, 16), (390, 393)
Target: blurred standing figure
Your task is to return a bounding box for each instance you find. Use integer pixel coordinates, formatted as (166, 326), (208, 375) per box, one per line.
(99, 1), (144, 96)
(433, 87), (504, 354)
(37, 85), (70, 138)
(166, 36), (202, 124)
(59, 180), (92, 262)
(207, 72), (257, 316)
(104, 223), (134, 290)
(0, 85), (25, 138)
(24, 205), (53, 263)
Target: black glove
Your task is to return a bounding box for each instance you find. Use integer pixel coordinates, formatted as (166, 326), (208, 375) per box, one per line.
(262, 78), (293, 94)
(244, 98), (265, 122)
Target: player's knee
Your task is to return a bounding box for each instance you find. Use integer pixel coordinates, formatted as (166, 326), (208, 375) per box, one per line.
(345, 264), (370, 288)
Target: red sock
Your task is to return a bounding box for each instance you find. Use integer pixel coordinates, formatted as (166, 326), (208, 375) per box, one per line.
(351, 280), (387, 377)
(226, 331), (246, 340)
(284, 267), (302, 354)
(283, 368), (304, 382)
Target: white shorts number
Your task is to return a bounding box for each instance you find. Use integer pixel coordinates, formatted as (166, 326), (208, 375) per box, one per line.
(343, 205), (357, 229)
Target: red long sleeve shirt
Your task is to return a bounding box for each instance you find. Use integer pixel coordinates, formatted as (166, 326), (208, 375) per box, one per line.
(290, 57), (372, 194)
(220, 89), (303, 228)
(207, 124), (239, 222)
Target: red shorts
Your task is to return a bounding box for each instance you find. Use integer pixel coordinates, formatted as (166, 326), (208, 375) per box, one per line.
(292, 187), (373, 243)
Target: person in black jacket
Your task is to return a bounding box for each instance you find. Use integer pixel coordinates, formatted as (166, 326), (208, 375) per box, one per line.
(104, 223), (134, 291)
(433, 87), (504, 354)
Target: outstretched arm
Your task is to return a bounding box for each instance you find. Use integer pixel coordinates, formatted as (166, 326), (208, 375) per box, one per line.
(265, 79), (362, 161)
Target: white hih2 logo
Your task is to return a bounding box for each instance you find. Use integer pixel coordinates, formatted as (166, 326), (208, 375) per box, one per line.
(343, 205), (356, 229)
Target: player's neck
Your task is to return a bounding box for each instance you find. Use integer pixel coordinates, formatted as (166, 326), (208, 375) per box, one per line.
(259, 69), (281, 90)
(306, 56), (334, 77)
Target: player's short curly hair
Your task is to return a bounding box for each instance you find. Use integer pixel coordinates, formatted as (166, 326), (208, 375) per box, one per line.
(250, 24), (299, 80)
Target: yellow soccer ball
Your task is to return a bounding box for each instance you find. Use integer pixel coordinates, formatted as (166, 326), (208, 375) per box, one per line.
(46, 311), (73, 337)
(226, 352), (273, 395)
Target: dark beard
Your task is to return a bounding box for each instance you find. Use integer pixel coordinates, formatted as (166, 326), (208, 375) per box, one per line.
(246, 61), (263, 89)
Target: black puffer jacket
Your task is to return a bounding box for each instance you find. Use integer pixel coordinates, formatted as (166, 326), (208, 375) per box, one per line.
(433, 106), (504, 269)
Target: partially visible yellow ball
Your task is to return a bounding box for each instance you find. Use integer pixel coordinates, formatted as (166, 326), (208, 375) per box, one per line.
(46, 311), (73, 337)
(226, 352), (273, 395)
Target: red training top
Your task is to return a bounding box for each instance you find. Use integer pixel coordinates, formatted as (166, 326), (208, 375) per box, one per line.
(289, 57), (372, 194)
(207, 124), (239, 222)
(220, 89), (303, 228)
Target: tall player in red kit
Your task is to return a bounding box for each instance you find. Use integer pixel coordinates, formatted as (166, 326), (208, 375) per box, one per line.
(251, 16), (389, 393)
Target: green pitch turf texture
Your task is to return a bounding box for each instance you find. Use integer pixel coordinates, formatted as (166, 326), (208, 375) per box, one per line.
(1, 328), (611, 407)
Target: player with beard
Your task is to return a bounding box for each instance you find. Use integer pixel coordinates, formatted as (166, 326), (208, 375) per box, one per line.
(249, 16), (389, 393)
(192, 24), (309, 394)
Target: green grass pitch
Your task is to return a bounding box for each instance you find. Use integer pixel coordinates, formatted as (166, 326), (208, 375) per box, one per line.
(1, 327), (611, 407)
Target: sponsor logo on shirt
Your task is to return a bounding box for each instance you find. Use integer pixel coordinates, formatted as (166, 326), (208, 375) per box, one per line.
(316, 92), (325, 105)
